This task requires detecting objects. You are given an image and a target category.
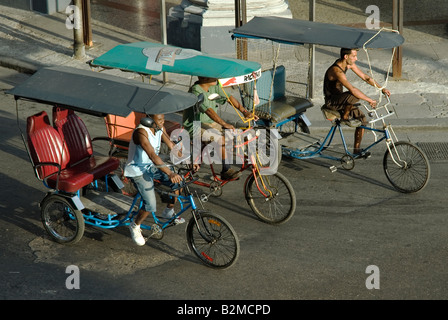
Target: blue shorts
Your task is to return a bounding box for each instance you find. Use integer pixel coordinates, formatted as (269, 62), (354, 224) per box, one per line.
(130, 168), (180, 213)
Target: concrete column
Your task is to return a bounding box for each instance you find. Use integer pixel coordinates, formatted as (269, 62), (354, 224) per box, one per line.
(167, 0), (292, 54)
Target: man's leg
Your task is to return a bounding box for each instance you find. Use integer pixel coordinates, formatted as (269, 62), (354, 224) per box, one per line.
(342, 104), (354, 120)
(354, 127), (364, 154)
(351, 106), (368, 155)
(153, 169), (185, 224)
(337, 93), (359, 121)
(220, 134), (242, 179)
(128, 173), (157, 246)
(201, 123), (240, 180)
(134, 209), (151, 225)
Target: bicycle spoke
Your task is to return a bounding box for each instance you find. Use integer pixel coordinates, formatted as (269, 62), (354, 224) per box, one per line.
(187, 212), (239, 269)
(245, 172), (296, 224)
(384, 142), (430, 193)
(41, 195), (84, 244)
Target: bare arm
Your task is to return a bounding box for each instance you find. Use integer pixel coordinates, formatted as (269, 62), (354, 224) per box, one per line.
(160, 127), (175, 151)
(351, 64), (391, 97)
(205, 108), (235, 130)
(332, 66), (377, 107)
(229, 95), (259, 121)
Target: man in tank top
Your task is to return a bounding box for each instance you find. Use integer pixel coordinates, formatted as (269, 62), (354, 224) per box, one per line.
(323, 48), (391, 155)
(124, 114), (189, 246)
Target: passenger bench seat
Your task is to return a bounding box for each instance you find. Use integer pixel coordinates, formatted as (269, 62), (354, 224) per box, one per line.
(27, 111), (98, 193)
(52, 106), (120, 184)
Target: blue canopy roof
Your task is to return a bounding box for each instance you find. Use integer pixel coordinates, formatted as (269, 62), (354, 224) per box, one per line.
(8, 66), (198, 117)
(231, 17), (404, 49)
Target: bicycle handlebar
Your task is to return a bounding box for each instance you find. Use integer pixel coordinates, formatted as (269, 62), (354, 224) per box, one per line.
(155, 170), (198, 194)
(177, 167), (199, 184)
(360, 93), (395, 124)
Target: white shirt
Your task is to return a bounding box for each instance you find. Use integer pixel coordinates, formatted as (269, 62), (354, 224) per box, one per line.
(124, 124), (163, 177)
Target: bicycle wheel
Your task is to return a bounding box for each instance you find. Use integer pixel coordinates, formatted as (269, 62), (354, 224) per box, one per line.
(186, 211), (239, 269)
(383, 141), (430, 193)
(245, 171), (296, 224)
(40, 195), (85, 244)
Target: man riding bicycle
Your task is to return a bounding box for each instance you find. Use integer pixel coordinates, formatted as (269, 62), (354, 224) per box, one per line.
(124, 114), (186, 246)
(183, 76), (257, 180)
(323, 48), (391, 155)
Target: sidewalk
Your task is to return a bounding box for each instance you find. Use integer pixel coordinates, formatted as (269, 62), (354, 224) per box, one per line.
(0, 4), (447, 131)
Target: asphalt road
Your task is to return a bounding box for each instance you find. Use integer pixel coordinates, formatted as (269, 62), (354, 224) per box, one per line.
(1, 67), (447, 303)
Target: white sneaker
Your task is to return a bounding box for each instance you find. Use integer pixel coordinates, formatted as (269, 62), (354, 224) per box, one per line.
(162, 207), (185, 224)
(129, 222), (145, 246)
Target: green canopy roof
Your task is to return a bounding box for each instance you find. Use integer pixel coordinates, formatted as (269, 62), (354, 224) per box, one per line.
(90, 42), (261, 86)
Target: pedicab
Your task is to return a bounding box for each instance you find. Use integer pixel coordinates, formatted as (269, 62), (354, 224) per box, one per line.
(89, 42), (297, 224)
(231, 17), (430, 193)
(8, 66), (240, 269)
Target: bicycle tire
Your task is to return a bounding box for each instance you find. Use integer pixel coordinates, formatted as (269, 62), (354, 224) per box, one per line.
(383, 141), (430, 193)
(40, 195), (85, 244)
(186, 211), (239, 269)
(245, 171), (296, 224)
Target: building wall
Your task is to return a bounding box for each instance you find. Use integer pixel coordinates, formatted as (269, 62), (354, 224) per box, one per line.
(0, 0), (72, 14)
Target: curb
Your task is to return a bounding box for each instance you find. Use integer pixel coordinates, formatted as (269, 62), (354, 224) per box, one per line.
(0, 56), (41, 75)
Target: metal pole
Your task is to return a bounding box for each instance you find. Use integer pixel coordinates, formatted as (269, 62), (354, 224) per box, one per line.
(73, 0), (85, 59)
(234, 0), (247, 60)
(160, 0), (168, 83)
(160, 0), (167, 45)
(308, 0), (315, 99)
(235, 0), (241, 59)
(235, 0), (240, 28)
(82, 0), (93, 47)
(392, 0), (403, 78)
(241, 0), (247, 60)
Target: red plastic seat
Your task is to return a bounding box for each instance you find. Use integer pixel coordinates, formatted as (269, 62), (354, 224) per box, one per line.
(52, 106), (120, 181)
(52, 107), (93, 166)
(26, 111), (90, 192)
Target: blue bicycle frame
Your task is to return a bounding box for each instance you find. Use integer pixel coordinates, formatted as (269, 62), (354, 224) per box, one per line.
(78, 182), (197, 232)
(282, 120), (391, 162)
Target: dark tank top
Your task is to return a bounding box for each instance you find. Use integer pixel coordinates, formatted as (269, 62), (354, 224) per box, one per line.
(323, 60), (346, 102)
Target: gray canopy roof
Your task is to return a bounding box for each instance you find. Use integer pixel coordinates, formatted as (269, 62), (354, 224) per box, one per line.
(8, 66), (198, 117)
(231, 17), (404, 49)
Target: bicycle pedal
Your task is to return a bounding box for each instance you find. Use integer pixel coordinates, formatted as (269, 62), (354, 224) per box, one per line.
(147, 224), (163, 240)
(355, 151), (371, 159)
(173, 217), (185, 225)
(329, 166), (337, 173)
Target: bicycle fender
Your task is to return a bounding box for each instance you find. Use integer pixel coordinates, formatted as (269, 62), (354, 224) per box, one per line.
(299, 113), (312, 127)
(40, 192), (85, 211)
